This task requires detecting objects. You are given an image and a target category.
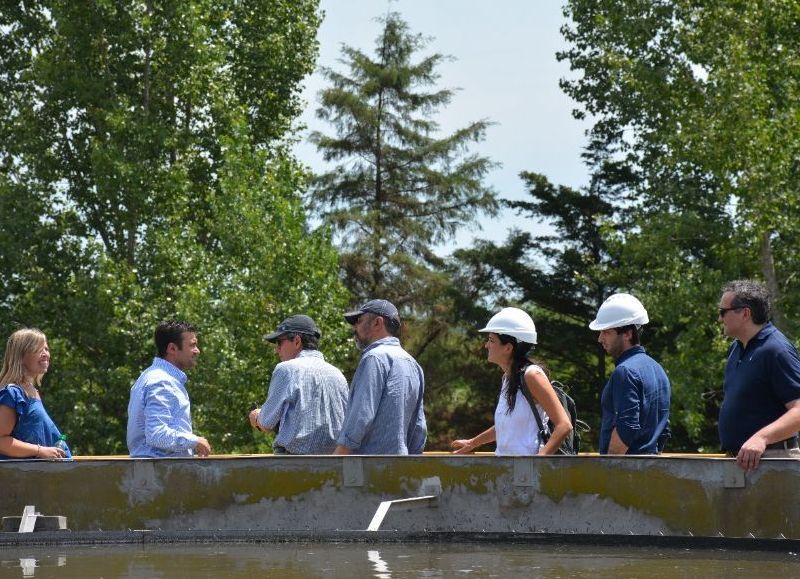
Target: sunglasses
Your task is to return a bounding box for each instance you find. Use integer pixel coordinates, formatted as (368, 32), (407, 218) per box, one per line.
(718, 306), (745, 317)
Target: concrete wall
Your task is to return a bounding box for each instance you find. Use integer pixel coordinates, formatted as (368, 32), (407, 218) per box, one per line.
(1, 455), (796, 538)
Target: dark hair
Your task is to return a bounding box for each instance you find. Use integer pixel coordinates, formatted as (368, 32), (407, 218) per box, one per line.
(722, 280), (771, 324)
(613, 324), (641, 345)
(497, 334), (538, 413)
(282, 332), (319, 351)
(155, 320), (197, 358)
(383, 316), (401, 337)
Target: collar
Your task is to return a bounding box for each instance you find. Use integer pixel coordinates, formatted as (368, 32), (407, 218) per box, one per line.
(615, 345), (646, 365)
(152, 357), (188, 385)
(362, 336), (401, 354)
(736, 321), (776, 350)
(297, 349), (324, 361)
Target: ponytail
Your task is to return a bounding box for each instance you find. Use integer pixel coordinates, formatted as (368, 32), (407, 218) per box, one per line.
(498, 334), (534, 413)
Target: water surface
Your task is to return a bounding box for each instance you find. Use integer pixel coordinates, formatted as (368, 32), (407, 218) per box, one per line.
(0, 542), (797, 578)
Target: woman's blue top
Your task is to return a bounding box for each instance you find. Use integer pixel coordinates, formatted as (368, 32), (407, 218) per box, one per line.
(0, 384), (72, 459)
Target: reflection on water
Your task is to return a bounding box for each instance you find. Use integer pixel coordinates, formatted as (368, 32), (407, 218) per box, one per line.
(0, 542), (797, 578)
(367, 550), (390, 578)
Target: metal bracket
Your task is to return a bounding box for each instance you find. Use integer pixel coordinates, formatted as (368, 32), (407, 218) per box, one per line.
(513, 457), (535, 486)
(18, 505), (37, 533)
(723, 461), (746, 488)
(343, 457), (364, 487)
(366, 477), (441, 531)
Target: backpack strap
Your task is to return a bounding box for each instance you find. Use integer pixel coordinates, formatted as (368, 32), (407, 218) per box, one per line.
(518, 368), (551, 443)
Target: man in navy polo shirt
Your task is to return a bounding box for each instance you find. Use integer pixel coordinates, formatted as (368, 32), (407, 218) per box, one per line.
(718, 280), (800, 470)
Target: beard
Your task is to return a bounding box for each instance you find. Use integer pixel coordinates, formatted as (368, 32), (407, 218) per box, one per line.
(353, 333), (368, 351)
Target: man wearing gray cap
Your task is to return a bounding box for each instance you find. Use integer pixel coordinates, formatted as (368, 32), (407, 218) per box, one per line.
(334, 300), (427, 455)
(248, 315), (349, 454)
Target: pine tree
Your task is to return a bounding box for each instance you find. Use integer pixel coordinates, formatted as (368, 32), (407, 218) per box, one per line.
(310, 11), (498, 307)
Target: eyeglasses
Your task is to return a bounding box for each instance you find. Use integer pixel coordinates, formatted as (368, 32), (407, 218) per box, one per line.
(718, 306), (745, 318)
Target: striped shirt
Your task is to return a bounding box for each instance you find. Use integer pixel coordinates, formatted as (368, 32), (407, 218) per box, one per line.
(258, 350), (349, 454)
(127, 357), (199, 458)
(337, 337), (427, 455)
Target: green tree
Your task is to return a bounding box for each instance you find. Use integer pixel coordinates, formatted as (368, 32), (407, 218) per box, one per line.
(0, 0), (349, 454)
(559, 0), (800, 448)
(309, 11), (498, 309)
(447, 142), (628, 450)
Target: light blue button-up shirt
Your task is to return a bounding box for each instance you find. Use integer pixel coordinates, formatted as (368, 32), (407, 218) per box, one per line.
(126, 357), (199, 457)
(258, 349), (349, 454)
(337, 337), (427, 454)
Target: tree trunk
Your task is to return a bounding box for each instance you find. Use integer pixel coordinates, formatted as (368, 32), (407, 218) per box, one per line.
(759, 230), (785, 330)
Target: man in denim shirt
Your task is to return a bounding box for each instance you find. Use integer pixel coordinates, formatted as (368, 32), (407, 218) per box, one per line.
(590, 293), (671, 455)
(248, 315), (349, 454)
(127, 320), (211, 458)
(334, 300), (427, 455)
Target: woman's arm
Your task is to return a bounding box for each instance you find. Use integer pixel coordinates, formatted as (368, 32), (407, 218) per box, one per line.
(0, 405), (64, 458)
(525, 369), (573, 455)
(451, 425), (497, 454)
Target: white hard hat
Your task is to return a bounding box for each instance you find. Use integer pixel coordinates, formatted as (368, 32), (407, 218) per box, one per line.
(479, 307), (537, 344)
(589, 293), (649, 331)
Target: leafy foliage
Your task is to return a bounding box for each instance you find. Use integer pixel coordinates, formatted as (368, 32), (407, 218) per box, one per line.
(0, 0), (350, 454)
(556, 0), (800, 449)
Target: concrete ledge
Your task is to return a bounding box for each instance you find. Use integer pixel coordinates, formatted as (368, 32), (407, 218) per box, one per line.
(2, 455), (799, 538)
(2, 515), (68, 532)
(0, 530), (798, 552)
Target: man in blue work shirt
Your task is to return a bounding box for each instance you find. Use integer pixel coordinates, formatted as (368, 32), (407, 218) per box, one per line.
(127, 320), (211, 458)
(589, 293), (671, 454)
(249, 314), (349, 454)
(334, 299), (427, 455)
(718, 280), (800, 470)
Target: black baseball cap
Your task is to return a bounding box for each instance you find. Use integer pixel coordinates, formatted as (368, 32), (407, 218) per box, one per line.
(344, 299), (400, 325)
(263, 315), (321, 342)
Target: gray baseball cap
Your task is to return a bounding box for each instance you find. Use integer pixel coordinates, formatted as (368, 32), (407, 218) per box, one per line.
(263, 315), (321, 342)
(344, 299), (400, 325)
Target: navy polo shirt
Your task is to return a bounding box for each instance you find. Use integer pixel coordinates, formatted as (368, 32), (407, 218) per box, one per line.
(599, 346), (671, 454)
(719, 322), (800, 452)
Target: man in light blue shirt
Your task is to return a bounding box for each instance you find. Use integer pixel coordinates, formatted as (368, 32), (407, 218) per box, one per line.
(334, 300), (427, 455)
(127, 320), (211, 458)
(248, 315), (349, 454)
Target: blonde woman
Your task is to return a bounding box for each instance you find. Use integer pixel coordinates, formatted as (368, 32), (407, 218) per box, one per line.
(0, 329), (70, 459)
(451, 308), (572, 455)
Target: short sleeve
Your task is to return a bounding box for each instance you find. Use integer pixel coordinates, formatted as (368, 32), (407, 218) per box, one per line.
(770, 344), (800, 405)
(0, 386), (25, 416)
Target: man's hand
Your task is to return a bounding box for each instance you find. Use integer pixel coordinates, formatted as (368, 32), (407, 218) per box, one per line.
(194, 437), (211, 457)
(333, 445), (352, 455)
(736, 433), (767, 471)
(450, 439), (474, 454)
(249, 408), (262, 430)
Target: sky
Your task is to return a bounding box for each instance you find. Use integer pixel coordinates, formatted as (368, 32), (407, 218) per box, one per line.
(293, 0), (591, 254)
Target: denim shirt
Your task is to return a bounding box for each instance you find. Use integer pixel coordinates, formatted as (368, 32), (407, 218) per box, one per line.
(599, 346), (671, 454)
(337, 337), (427, 454)
(126, 357), (199, 457)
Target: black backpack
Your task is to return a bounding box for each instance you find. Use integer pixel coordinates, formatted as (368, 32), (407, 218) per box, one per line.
(518, 370), (588, 455)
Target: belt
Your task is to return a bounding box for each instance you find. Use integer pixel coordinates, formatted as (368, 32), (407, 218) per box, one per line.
(766, 436), (799, 450)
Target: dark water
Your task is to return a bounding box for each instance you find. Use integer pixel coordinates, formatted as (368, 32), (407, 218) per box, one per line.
(0, 542), (797, 578)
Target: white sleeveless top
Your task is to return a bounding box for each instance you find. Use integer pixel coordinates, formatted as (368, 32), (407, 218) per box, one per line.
(494, 365), (549, 456)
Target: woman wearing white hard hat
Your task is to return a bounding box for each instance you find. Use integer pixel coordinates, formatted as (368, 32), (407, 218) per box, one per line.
(450, 307), (572, 455)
